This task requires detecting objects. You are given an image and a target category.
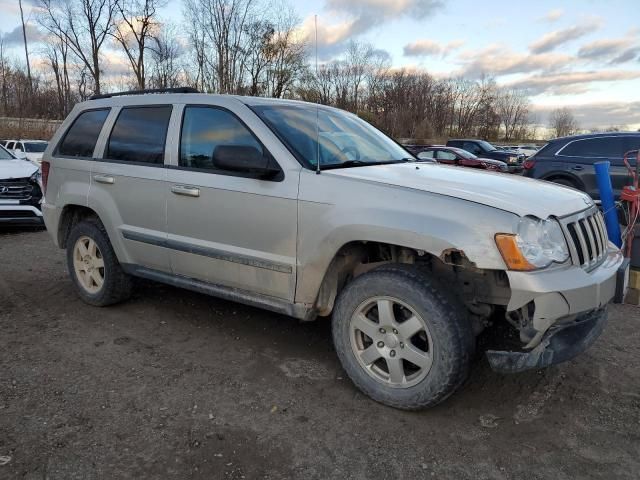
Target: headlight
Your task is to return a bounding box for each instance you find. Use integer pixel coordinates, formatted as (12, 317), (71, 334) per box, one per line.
(495, 216), (569, 270)
(508, 156), (517, 163)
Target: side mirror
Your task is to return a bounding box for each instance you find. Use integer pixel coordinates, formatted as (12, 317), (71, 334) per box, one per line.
(212, 145), (279, 178)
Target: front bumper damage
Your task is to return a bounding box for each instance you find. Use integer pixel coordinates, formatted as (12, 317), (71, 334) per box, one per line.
(487, 245), (624, 373)
(487, 308), (607, 373)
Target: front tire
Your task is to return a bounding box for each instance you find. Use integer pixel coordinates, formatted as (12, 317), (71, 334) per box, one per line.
(332, 264), (473, 410)
(66, 218), (132, 306)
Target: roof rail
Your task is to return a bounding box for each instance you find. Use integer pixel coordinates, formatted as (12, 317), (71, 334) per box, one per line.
(89, 87), (200, 100)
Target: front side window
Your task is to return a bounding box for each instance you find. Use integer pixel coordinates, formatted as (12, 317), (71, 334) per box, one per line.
(57, 109), (110, 158)
(106, 106), (172, 164)
(437, 151), (457, 161)
(251, 104), (413, 169)
(180, 106), (263, 171)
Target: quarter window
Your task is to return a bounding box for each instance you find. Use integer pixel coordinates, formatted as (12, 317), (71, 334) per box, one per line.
(57, 109), (110, 158)
(179, 106), (263, 171)
(106, 106), (172, 164)
(560, 137), (628, 158)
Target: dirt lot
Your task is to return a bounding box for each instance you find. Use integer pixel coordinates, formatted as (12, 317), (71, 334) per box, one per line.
(1, 228), (639, 479)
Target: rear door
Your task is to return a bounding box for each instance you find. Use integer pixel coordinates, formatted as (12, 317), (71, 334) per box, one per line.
(558, 136), (632, 198)
(89, 105), (172, 272)
(165, 102), (298, 301)
(49, 108), (111, 215)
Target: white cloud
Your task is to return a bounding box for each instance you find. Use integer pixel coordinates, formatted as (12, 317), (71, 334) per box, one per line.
(403, 38), (464, 57)
(453, 44), (573, 77)
(538, 9), (564, 23)
(508, 70), (640, 95)
(529, 21), (601, 53)
(577, 36), (640, 64)
(325, 0), (443, 21)
(532, 101), (640, 129)
(2, 24), (45, 45)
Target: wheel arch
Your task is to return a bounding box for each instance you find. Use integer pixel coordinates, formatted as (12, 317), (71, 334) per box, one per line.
(57, 204), (100, 249)
(541, 172), (585, 191)
(308, 239), (482, 317)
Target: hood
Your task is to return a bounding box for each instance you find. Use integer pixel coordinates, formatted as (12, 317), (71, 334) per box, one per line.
(0, 159), (38, 180)
(325, 162), (593, 218)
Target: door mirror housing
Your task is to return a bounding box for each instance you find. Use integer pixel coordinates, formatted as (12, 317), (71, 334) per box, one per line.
(212, 145), (280, 178)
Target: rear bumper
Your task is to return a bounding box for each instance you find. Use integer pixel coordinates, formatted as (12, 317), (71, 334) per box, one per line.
(487, 308), (607, 373)
(0, 205), (43, 226)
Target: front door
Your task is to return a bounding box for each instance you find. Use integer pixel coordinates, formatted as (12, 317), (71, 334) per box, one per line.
(165, 105), (298, 301)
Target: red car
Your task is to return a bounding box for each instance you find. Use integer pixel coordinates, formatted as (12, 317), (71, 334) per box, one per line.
(409, 145), (509, 173)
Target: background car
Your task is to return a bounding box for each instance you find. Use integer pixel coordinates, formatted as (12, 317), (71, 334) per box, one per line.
(4, 139), (49, 166)
(523, 132), (640, 199)
(411, 145), (509, 172)
(0, 143), (43, 226)
(446, 139), (524, 172)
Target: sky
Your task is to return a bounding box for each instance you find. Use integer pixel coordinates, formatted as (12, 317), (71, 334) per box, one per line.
(1, 0), (640, 129)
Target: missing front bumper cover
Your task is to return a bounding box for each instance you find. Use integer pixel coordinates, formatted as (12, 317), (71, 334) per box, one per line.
(486, 308), (607, 373)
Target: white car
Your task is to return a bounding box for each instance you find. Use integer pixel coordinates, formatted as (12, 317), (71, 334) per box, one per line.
(4, 139), (49, 166)
(0, 144), (44, 226)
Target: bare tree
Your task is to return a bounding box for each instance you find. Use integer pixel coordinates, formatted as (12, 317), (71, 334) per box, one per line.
(44, 33), (74, 117)
(37, 0), (118, 95)
(549, 107), (578, 138)
(496, 87), (529, 141)
(263, 6), (307, 98)
(148, 24), (184, 89)
(184, 0), (257, 94)
(112, 0), (165, 89)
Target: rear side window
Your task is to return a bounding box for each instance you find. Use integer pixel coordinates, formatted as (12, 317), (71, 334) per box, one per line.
(560, 136), (628, 158)
(437, 151), (457, 161)
(179, 106), (263, 171)
(106, 106), (172, 164)
(57, 109), (110, 158)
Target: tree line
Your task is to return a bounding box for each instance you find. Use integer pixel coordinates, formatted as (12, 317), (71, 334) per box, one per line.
(1, 0), (575, 141)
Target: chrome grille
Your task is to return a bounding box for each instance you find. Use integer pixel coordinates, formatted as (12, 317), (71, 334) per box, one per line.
(561, 207), (608, 271)
(0, 178), (33, 200)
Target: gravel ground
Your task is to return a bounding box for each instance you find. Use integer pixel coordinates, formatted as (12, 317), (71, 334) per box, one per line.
(1, 228), (639, 480)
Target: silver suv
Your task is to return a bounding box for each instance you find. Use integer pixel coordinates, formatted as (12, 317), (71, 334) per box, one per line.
(41, 89), (626, 410)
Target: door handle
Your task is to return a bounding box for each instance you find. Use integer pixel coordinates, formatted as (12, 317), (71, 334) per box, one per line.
(171, 185), (200, 197)
(93, 174), (115, 184)
(571, 165), (584, 171)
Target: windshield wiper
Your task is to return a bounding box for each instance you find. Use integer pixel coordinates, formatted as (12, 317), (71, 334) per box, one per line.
(322, 159), (411, 170)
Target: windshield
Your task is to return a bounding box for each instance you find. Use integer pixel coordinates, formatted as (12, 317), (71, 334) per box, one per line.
(251, 104), (413, 169)
(0, 145), (14, 160)
(24, 142), (47, 153)
(478, 140), (496, 152)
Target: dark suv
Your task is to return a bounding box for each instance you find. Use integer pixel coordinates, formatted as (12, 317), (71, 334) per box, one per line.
(523, 133), (640, 199)
(446, 139), (524, 172)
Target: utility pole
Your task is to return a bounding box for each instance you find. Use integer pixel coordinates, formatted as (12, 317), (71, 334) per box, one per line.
(19, 0), (33, 92)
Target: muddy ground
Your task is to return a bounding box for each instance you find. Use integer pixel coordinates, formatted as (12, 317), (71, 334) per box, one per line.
(0, 228), (639, 479)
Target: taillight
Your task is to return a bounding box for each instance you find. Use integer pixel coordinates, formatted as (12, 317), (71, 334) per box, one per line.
(41, 160), (50, 195)
(523, 159), (535, 169)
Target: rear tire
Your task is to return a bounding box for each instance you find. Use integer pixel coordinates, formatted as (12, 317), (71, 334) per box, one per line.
(66, 218), (132, 306)
(332, 264), (473, 410)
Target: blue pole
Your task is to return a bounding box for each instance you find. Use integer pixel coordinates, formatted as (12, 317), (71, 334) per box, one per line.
(594, 161), (622, 247)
